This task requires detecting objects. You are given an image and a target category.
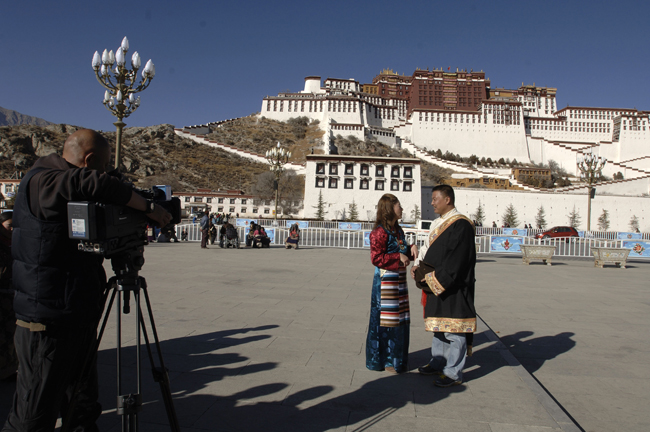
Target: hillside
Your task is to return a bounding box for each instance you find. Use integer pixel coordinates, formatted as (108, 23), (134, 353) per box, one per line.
(206, 115), (450, 184)
(0, 124), (269, 191)
(206, 116), (325, 162)
(1, 117), (450, 192)
(0, 106), (52, 127)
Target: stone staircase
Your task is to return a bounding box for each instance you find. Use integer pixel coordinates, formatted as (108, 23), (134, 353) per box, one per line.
(174, 129), (306, 175)
(400, 140), (539, 191)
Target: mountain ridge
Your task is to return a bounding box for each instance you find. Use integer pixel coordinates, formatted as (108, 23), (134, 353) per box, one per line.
(0, 106), (53, 127)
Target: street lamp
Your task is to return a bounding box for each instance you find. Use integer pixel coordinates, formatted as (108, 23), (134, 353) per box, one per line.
(577, 153), (606, 231)
(92, 37), (155, 169)
(265, 142), (291, 225)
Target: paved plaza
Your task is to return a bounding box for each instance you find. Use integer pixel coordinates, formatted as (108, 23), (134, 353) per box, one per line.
(1, 243), (649, 431)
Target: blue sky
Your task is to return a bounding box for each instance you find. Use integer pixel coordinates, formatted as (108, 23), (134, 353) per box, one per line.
(1, 0), (648, 131)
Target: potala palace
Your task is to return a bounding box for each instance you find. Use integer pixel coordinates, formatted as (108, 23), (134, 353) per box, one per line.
(261, 68), (649, 186)
(174, 67), (650, 230)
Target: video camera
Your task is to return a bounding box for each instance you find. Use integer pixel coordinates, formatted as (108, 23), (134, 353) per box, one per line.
(67, 185), (181, 257)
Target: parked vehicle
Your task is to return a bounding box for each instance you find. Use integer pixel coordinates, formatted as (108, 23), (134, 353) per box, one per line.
(535, 226), (579, 239)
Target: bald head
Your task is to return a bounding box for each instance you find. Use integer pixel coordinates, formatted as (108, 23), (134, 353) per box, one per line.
(62, 129), (111, 173)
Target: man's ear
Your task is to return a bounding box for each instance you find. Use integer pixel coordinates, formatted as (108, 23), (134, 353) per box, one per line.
(83, 152), (95, 168)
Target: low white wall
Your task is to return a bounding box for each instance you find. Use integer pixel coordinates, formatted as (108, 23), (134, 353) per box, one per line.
(451, 188), (650, 232)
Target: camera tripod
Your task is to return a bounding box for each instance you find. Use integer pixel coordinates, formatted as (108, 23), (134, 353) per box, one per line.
(64, 248), (180, 432)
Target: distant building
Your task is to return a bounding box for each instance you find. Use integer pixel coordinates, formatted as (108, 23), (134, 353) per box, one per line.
(0, 179), (20, 209)
(175, 189), (302, 219)
(260, 69), (650, 194)
(304, 154), (421, 221)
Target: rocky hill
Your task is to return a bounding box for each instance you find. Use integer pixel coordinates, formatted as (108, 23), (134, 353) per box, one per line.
(206, 115), (449, 183)
(0, 116), (450, 192)
(0, 124), (269, 192)
(0, 106), (52, 127)
(206, 116), (325, 162)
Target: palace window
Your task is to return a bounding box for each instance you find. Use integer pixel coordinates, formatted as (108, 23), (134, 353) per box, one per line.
(344, 164), (354, 175)
(206, 198), (212, 203)
(376, 165), (384, 177)
(329, 164), (338, 175)
(241, 199), (247, 205)
(315, 178), (325, 188)
(264, 208), (270, 214)
(229, 207), (235, 213)
(404, 167), (413, 178)
(375, 180), (384, 191)
(252, 208), (258, 214)
(218, 207), (223, 212)
(241, 208), (246, 213)
(184, 197), (190, 202)
(218, 198), (224, 203)
(316, 163), (325, 174)
(403, 182), (413, 192)
(391, 166), (400, 178)
(391, 180), (399, 191)
(360, 179), (369, 190)
(329, 178), (338, 188)
(344, 179), (353, 189)
(230, 199), (236, 204)
(194, 197), (203, 202)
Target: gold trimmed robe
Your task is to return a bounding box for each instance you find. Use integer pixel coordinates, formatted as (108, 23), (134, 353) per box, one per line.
(420, 214), (477, 334)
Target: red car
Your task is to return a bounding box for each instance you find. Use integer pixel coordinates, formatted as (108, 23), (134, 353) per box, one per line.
(535, 226), (579, 239)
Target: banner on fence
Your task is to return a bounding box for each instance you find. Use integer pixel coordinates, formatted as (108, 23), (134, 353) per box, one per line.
(503, 228), (527, 236)
(339, 222), (363, 231)
(618, 232), (642, 240)
(286, 220), (309, 229)
(490, 236), (523, 253)
(236, 218), (258, 228)
(621, 241), (650, 257)
(363, 231), (371, 248)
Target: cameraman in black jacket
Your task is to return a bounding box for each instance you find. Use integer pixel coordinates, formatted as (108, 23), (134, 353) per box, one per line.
(3, 129), (172, 432)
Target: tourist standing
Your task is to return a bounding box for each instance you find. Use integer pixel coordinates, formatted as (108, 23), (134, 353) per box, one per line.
(366, 194), (417, 373)
(200, 211), (210, 249)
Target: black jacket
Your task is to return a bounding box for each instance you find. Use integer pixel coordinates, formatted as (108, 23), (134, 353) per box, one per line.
(12, 154), (132, 326)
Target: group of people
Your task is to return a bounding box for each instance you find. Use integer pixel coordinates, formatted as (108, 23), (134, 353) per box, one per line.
(198, 215), (300, 250)
(366, 185), (476, 387)
(245, 223), (271, 248)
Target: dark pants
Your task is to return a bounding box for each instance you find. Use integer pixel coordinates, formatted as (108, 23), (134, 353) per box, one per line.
(201, 229), (208, 248)
(0, 293), (17, 380)
(2, 325), (101, 432)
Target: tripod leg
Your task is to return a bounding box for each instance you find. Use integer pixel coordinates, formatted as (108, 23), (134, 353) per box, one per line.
(137, 278), (181, 432)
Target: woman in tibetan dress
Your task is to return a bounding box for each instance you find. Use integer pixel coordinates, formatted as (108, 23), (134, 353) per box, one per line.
(366, 194), (417, 373)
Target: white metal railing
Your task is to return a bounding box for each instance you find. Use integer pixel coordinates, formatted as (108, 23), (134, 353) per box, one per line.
(256, 219), (375, 230)
(173, 224), (649, 258)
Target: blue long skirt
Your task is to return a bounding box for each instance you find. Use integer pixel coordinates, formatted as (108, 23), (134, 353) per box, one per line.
(365, 267), (410, 372)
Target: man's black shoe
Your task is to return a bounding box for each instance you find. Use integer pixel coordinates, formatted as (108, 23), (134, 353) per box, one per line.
(418, 363), (442, 376)
(434, 375), (462, 388)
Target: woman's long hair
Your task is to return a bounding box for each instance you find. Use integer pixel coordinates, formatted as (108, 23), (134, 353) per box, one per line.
(374, 193), (401, 233)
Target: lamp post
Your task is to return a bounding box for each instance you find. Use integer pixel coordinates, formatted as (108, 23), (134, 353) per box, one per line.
(92, 37), (155, 169)
(577, 153), (606, 231)
(265, 142), (291, 225)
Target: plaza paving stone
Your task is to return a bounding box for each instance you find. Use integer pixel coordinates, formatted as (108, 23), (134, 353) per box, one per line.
(1, 242), (649, 431)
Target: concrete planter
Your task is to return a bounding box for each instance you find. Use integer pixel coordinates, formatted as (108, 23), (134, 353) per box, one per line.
(520, 244), (556, 266)
(591, 247), (630, 269)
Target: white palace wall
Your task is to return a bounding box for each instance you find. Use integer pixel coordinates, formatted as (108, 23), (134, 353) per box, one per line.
(452, 188), (650, 232)
(409, 110), (530, 161)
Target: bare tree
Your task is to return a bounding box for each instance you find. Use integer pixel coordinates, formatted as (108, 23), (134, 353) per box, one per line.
(251, 170), (304, 215)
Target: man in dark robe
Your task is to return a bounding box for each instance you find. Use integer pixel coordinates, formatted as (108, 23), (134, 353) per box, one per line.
(411, 184), (476, 387)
